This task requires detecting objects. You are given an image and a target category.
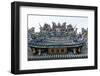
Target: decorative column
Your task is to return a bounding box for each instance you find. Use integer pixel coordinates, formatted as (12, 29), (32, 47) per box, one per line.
(64, 48), (66, 53)
(48, 49), (52, 54)
(59, 49), (61, 53)
(38, 49), (41, 55)
(66, 48), (67, 54)
(73, 48), (76, 54)
(78, 48), (80, 53)
(32, 48), (36, 54)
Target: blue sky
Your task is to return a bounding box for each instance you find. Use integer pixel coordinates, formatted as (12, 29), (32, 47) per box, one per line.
(28, 15), (88, 33)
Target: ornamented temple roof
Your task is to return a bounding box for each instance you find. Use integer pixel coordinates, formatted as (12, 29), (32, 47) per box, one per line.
(28, 22), (87, 48)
